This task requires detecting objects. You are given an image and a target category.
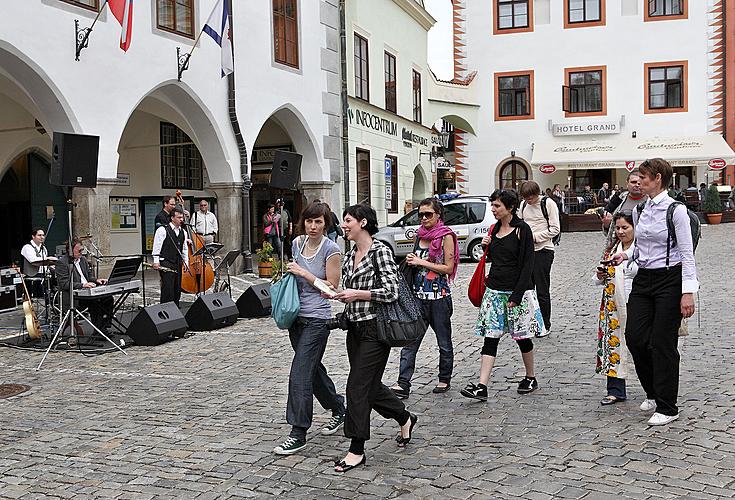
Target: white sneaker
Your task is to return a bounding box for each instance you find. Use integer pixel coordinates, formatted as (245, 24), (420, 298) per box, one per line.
(639, 399), (656, 411)
(535, 327), (550, 338)
(648, 412), (679, 426)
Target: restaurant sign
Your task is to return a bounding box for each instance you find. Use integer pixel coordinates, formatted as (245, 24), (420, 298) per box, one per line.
(708, 158), (727, 170)
(552, 120), (620, 137)
(539, 164), (556, 174)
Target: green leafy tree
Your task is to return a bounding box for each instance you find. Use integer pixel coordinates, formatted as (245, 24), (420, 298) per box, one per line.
(702, 184), (723, 214)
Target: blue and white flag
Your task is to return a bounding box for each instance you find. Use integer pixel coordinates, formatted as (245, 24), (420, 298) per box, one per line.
(203, 0), (234, 77)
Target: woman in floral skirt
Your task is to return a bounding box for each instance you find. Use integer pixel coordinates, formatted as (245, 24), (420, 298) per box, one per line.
(595, 212), (637, 405)
(461, 189), (545, 401)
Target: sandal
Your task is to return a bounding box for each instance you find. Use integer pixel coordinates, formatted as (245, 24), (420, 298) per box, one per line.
(334, 454), (366, 472)
(395, 413), (418, 448)
(600, 395), (625, 406)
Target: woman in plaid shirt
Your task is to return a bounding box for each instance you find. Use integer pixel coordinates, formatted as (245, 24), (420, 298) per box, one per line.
(332, 204), (418, 473)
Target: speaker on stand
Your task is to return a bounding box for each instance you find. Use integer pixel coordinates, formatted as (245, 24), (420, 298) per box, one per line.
(269, 151), (302, 191)
(49, 132), (100, 188)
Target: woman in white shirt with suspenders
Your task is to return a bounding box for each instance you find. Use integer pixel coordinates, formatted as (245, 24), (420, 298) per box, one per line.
(611, 158), (697, 426)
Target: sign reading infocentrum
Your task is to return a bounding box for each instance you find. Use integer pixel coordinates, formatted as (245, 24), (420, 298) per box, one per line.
(348, 107), (398, 137)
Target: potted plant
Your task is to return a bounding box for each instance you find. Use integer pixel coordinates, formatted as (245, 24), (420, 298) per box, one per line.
(256, 242), (275, 278)
(702, 184), (723, 225)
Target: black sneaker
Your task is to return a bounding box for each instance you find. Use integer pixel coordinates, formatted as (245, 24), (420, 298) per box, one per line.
(273, 437), (306, 455)
(320, 413), (345, 435)
(517, 377), (538, 394)
(460, 382), (488, 401)
(390, 385), (409, 399)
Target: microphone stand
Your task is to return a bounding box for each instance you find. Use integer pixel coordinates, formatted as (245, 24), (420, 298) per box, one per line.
(41, 215), (56, 325)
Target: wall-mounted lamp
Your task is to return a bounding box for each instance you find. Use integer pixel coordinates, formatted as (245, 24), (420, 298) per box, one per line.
(632, 131), (637, 138)
(511, 150), (516, 157)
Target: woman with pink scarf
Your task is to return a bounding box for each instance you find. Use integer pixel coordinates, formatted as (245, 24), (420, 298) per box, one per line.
(390, 198), (459, 398)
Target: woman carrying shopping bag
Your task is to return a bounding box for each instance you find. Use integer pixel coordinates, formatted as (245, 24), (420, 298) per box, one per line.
(272, 201), (345, 455)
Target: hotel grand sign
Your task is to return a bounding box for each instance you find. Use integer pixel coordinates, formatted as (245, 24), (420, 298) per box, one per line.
(552, 120), (620, 137)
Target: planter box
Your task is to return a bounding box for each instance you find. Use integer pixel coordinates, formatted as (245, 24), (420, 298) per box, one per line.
(561, 213), (603, 233)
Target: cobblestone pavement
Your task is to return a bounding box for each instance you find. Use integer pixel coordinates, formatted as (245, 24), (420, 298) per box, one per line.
(1, 226), (734, 499)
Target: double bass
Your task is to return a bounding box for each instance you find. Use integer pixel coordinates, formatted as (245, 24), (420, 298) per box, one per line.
(176, 191), (215, 294)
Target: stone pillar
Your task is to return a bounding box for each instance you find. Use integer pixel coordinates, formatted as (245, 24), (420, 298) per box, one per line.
(71, 180), (114, 266)
(209, 182), (243, 267)
(300, 180), (335, 206)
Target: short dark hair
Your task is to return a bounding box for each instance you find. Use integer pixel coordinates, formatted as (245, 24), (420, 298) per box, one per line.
(626, 170), (640, 181)
(519, 180), (541, 198)
(639, 158), (673, 188)
(297, 201), (332, 235)
(490, 189), (520, 214)
(31, 227), (45, 237)
(418, 198), (444, 220)
(66, 237), (82, 254)
(163, 195), (176, 205)
(171, 207), (184, 217)
(343, 203), (379, 235)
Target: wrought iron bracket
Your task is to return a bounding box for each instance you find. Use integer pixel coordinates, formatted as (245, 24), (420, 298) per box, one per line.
(75, 19), (93, 61)
(177, 47), (192, 81)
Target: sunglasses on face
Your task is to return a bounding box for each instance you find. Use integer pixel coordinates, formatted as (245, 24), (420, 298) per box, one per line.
(418, 212), (436, 220)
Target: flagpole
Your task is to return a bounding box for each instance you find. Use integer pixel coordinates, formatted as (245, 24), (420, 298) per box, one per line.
(177, 29), (207, 81)
(75, 0), (110, 61)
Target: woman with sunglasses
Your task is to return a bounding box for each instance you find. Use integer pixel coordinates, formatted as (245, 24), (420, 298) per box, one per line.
(461, 189), (545, 401)
(595, 212), (637, 406)
(611, 158), (698, 426)
(390, 198), (458, 398)
(332, 203), (418, 473)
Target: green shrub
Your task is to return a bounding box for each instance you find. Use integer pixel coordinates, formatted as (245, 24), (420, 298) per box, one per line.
(702, 184), (723, 214)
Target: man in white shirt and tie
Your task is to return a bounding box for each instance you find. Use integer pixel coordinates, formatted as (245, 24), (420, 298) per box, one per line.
(152, 207), (189, 307)
(193, 199), (218, 246)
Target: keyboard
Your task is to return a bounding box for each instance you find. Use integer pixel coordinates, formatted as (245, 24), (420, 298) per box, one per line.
(75, 280), (141, 298)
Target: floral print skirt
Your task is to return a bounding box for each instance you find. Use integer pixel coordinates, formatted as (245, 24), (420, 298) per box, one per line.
(475, 288), (546, 340)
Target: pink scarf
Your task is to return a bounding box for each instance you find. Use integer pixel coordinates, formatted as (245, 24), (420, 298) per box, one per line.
(416, 220), (459, 282)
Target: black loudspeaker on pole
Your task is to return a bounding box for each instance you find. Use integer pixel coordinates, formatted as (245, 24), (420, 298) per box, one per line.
(49, 132), (100, 188)
(269, 150), (302, 191)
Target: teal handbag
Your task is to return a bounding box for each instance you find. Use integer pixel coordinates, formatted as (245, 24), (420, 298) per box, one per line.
(270, 273), (300, 329)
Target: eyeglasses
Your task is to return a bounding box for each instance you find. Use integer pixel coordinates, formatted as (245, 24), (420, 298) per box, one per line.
(418, 212), (436, 219)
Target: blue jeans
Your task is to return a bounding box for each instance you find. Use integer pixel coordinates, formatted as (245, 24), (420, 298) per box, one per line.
(607, 376), (627, 400)
(396, 296), (454, 391)
(286, 317), (345, 441)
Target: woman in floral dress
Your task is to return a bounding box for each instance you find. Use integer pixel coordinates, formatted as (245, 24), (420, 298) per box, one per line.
(460, 189), (545, 401)
(595, 212), (637, 405)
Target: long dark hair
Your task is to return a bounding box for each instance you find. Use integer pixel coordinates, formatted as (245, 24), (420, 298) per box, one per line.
(605, 211), (635, 255)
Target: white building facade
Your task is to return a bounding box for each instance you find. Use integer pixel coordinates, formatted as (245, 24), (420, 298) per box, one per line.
(459, 0), (734, 198)
(0, 0), (341, 266)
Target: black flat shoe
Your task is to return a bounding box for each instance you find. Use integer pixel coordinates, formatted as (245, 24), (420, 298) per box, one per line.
(432, 383), (451, 394)
(396, 413), (418, 448)
(334, 454), (366, 472)
(600, 395), (625, 406)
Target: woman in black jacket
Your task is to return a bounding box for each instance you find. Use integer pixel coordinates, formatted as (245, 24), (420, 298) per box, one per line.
(461, 189), (545, 401)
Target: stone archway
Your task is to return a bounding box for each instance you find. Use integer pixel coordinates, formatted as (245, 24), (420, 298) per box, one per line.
(496, 156), (532, 190)
(0, 42), (78, 265)
(412, 164), (429, 205)
(250, 105), (326, 248)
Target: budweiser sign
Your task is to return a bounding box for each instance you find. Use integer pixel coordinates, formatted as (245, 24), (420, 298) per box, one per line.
(539, 164), (556, 174)
(708, 158), (727, 170)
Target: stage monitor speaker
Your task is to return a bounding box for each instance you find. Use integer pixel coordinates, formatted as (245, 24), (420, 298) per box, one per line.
(126, 302), (188, 346)
(269, 150), (302, 191)
(185, 292), (239, 331)
(237, 283), (271, 318)
(49, 132), (100, 188)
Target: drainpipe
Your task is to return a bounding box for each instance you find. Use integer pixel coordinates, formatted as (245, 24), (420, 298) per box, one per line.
(339, 0), (350, 252)
(227, 0), (253, 272)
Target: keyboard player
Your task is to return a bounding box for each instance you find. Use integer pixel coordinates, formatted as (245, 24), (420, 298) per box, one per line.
(56, 238), (113, 331)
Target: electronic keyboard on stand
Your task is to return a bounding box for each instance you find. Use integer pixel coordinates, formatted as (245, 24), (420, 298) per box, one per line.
(74, 280), (141, 298)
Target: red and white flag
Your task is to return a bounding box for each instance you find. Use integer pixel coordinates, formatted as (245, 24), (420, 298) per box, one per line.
(107, 0), (133, 52)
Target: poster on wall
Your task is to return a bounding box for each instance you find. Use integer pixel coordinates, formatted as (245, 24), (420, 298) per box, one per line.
(110, 197), (138, 230)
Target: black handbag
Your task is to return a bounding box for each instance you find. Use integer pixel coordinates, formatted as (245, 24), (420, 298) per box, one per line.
(370, 251), (428, 347)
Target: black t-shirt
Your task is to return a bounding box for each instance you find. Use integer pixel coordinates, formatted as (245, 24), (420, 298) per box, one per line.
(487, 229), (522, 292)
(155, 209), (171, 229)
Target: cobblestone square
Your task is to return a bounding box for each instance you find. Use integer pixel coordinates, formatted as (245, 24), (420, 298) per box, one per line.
(1, 226), (734, 499)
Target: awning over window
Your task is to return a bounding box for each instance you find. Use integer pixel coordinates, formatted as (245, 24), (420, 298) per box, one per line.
(530, 135), (735, 170)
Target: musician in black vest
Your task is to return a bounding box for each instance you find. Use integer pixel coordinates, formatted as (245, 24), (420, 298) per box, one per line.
(152, 207), (189, 306)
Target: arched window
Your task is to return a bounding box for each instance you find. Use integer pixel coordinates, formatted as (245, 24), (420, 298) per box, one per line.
(499, 160), (528, 190)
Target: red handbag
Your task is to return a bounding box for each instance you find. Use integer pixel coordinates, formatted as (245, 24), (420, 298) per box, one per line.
(468, 225), (494, 307)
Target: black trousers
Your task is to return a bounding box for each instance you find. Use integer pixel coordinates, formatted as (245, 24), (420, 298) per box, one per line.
(160, 268), (182, 307)
(532, 249), (555, 330)
(625, 266), (682, 416)
(344, 319), (409, 443)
